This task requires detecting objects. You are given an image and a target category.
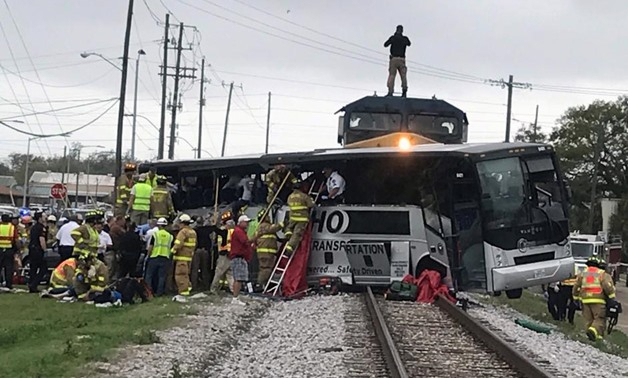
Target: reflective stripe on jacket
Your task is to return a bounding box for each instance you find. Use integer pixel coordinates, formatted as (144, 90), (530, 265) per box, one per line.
(151, 229), (173, 258)
(288, 190), (315, 222)
(254, 221), (282, 253)
(51, 258), (77, 288)
(132, 182), (152, 211)
(573, 266), (615, 304)
(151, 186), (173, 217)
(116, 175), (133, 205)
(71, 224), (99, 258)
(0, 223), (15, 249)
(173, 226), (197, 259)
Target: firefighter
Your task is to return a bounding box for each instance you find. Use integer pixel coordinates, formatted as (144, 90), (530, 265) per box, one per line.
(147, 165), (158, 188)
(128, 173), (153, 226)
(0, 214), (18, 290)
(49, 257), (79, 289)
(558, 266), (578, 324)
(265, 164), (297, 205)
(253, 209), (283, 288)
(285, 179), (315, 256)
(145, 217), (174, 296)
(73, 255), (108, 301)
(71, 210), (101, 259)
(573, 256), (617, 341)
(171, 214), (197, 301)
(151, 176), (175, 221)
(46, 214), (58, 248)
(115, 163), (136, 217)
(210, 211), (235, 294)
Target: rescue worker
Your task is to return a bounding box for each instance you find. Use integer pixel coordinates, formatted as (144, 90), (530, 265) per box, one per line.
(253, 209), (283, 288)
(49, 257), (79, 289)
(73, 255), (108, 301)
(151, 176), (175, 220)
(209, 211), (235, 294)
(71, 210), (101, 259)
(145, 217), (174, 296)
(27, 212), (48, 293)
(573, 256), (617, 341)
(46, 214), (58, 248)
(0, 214), (18, 289)
(115, 163), (136, 216)
(128, 173), (153, 226)
(147, 165), (158, 188)
(285, 179), (315, 256)
(265, 165), (297, 205)
(558, 266), (578, 324)
(171, 214), (197, 301)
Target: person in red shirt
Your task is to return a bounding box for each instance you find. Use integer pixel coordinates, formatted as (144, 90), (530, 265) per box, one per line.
(229, 215), (253, 306)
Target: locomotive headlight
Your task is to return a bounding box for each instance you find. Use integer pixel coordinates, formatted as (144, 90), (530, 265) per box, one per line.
(495, 253), (503, 267)
(398, 136), (411, 150)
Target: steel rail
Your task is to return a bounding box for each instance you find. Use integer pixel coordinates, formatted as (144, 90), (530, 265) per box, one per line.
(364, 287), (409, 378)
(434, 295), (552, 378)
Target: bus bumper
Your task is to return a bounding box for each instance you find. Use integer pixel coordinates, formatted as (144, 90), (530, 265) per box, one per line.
(492, 257), (575, 292)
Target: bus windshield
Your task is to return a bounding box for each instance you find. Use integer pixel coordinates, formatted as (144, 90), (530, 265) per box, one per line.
(477, 154), (569, 250)
(571, 243), (594, 258)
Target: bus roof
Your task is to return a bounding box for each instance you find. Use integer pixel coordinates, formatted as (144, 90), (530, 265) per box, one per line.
(144, 142), (552, 175)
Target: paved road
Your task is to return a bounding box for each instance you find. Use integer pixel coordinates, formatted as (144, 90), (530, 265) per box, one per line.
(613, 275), (628, 334)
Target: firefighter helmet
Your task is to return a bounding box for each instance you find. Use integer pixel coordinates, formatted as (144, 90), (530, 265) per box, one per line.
(179, 214), (192, 223)
(124, 163), (137, 172)
(157, 217), (168, 226)
(586, 256), (601, 268)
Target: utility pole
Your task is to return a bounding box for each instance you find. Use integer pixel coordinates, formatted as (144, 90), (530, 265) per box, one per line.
(221, 82), (234, 157)
(114, 0), (134, 199)
(61, 146), (67, 186)
(265, 91), (271, 154)
(487, 75), (531, 143)
(159, 22), (196, 159)
(532, 104), (539, 143)
(588, 124), (605, 233)
(197, 58), (205, 159)
(158, 13), (169, 160)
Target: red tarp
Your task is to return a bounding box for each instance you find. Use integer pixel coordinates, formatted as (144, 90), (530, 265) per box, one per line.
(402, 271), (456, 304)
(281, 223), (312, 299)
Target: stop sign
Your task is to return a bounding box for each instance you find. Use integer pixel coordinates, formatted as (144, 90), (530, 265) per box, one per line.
(50, 183), (67, 199)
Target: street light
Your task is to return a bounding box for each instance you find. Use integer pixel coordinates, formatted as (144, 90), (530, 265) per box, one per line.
(23, 134), (71, 207)
(82, 50), (145, 161)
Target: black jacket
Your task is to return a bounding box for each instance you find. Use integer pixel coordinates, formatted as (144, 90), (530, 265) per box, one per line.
(384, 33), (411, 58)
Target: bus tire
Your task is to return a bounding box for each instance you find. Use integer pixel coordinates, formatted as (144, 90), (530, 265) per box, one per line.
(415, 256), (447, 280)
(506, 288), (523, 299)
(492, 291), (502, 297)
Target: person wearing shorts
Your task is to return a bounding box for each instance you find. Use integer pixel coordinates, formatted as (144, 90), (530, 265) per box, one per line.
(229, 215), (253, 306)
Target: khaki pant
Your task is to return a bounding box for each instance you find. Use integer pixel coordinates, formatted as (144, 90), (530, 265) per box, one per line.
(210, 255), (233, 293)
(131, 210), (149, 226)
(257, 253), (276, 287)
(114, 204), (127, 217)
(387, 57), (408, 93)
(174, 260), (191, 295)
(190, 248), (210, 292)
(103, 250), (118, 283)
(582, 302), (606, 337)
(285, 221), (307, 253)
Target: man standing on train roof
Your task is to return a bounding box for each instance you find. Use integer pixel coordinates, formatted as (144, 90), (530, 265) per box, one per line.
(384, 25), (411, 97)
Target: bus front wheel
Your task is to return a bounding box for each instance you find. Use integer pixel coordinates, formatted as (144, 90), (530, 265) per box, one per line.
(506, 288), (523, 299)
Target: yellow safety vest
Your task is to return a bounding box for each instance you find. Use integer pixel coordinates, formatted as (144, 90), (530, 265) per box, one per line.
(0, 223), (15, 249)
(218, 228), (233, 252)
(151, 229), (173, 258)
(132, 182), (152, 211)
(580, 267), (606, 304)
(51, 258), (77, 288)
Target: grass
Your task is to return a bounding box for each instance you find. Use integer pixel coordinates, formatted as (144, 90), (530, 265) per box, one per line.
(0, 291), (194, 378)
(482, 289), (628, 359)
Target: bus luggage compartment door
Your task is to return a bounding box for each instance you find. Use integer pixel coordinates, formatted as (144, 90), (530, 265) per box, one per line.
(345, 242), (390, 285)
(390, 241), (410, 283)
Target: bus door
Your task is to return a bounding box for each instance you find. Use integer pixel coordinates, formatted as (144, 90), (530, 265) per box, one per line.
(449, 176), (486, 291)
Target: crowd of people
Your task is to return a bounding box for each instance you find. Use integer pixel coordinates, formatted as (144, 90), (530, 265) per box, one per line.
(0, 162), (344, 306)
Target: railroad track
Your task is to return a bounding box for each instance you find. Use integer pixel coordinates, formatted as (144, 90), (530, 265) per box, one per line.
(364, 287), (552, 378)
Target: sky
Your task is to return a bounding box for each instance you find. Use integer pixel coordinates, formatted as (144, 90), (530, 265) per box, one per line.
(1, 0), (627, 164)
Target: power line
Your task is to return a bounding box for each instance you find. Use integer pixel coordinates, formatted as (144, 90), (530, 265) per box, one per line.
(0, 62), (115, 88)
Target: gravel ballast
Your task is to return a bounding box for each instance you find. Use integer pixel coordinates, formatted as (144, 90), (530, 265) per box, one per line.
(470, 302), (628, 378)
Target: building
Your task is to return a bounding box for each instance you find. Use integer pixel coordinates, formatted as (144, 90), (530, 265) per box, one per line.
(27, 171), (115, 206)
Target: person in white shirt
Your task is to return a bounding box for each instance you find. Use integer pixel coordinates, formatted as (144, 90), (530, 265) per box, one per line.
(322, 167), (346, 204)
(144, 219), (159, 249)
(96, 222), (113, 261)
(56, 215), (81, 261)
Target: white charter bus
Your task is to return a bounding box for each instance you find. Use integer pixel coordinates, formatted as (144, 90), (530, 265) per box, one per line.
(147, 141), (574, 299)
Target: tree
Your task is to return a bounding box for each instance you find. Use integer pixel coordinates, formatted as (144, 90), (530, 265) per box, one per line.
(551, 96), (628, 233)
(514, 122), (548, 143)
